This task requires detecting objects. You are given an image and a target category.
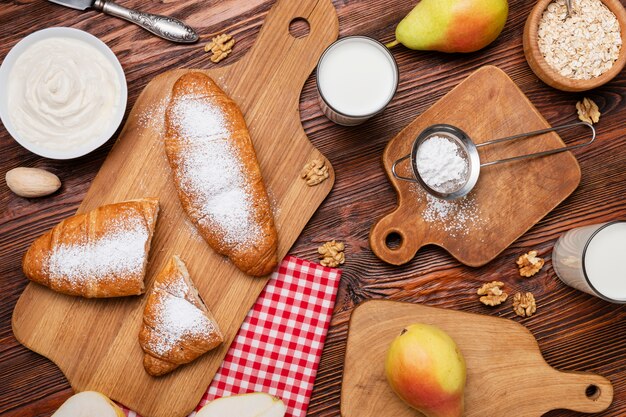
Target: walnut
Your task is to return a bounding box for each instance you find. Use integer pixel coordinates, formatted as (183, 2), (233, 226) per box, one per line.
(301, 159), (329, 186)
(516, 250), (545, 277)
(513, 292), (537, 318)
(318, 240), (345, 268)
(477, 281), (508, 306)
(576, 98), (600, 125)
(205, 33), (235, 63)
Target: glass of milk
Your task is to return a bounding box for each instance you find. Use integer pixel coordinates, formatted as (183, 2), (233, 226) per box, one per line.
(316, 36), (399, 126)
(552, 221), (626, 303)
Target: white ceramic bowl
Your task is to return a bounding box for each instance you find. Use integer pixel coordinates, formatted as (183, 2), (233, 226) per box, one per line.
(0, 27), (128, 159)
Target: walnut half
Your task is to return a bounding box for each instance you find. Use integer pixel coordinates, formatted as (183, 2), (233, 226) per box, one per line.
(477, 281), (508, 306)
(516, 250), (544, 277)
(576, 98), (600, 125)
(205, 33), (235, 63)
(301, 159), (329, 186)
(318, 240), (345, 268)
(513, 292), (537, 318)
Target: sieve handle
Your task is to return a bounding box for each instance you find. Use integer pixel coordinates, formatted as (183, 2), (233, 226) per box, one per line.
(477, 121), (596, 167)
(391, 154), (418, 182)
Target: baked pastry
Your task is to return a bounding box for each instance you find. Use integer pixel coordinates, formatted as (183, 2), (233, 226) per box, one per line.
(164, 72), (278, 277)
(139, 255), (223, 376)
(22, 198), (159, 298)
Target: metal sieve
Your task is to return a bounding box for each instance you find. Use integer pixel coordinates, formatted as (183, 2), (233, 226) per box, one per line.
(392, 122), (596, 200)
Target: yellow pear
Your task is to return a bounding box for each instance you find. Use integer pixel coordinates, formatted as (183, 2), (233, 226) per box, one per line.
(385, 323), (466, 417)
(388, 0), (508, 53)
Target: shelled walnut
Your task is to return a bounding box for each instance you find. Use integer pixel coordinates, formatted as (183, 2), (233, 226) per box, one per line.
(516, 250), (544, 277)
(318, 240), (345, 268)
(513, 292), (537, 318)
(576, 98), (601, 125)
(301, 159), (329, 186)
(477, 281), (508, 306)
(204, 33), (235, 63)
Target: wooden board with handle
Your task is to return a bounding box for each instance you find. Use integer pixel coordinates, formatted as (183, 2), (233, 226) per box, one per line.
(370, 66), (582, 267)
(11, 1), (338, 417)
(341, 300), (613, 417)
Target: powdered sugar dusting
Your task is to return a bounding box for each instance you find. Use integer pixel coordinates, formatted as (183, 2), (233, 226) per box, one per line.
(168, 94), (262, 247)
(47, 215), (149, 288)
(147, 293), (215, 356)
(160, 271), (190, 298)
(137, 96), (168, 131)
(410, 184), (485, 238)
(416, 135), (469, 193)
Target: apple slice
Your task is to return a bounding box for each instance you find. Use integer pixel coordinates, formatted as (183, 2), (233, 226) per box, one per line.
(197, 392), (286, 417)
(52, 391), (124, 417)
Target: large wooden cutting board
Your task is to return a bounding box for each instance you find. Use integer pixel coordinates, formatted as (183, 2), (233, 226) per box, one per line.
(370, 66), (582, 266)
(342, 300), (613, 417)
(11, 1), (338, 416)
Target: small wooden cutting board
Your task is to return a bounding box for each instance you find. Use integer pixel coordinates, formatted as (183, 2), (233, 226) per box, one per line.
(341, 300), (613, 417)
(11, 1), (338, 417)
(370, 66), (582, 267)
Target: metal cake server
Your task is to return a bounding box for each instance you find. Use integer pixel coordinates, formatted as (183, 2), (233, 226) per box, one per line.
(48, 0), (199, 43)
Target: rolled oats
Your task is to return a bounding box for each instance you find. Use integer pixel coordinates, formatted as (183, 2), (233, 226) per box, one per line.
(537, 0), (622, 80)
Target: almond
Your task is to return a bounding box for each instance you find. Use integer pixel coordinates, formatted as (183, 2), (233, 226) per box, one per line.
(5, 167), (61, 198)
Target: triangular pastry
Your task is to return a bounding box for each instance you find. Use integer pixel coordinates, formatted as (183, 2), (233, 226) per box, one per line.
(139, 255), (223, 376)
(22, 198), (159, 298)
(164, 72), (278, 277)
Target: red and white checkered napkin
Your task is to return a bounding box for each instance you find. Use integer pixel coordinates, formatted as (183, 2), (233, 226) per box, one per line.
(123, 255), (341, 417)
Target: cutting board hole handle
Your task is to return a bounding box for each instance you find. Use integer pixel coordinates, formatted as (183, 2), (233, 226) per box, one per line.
(586, 384), (601, 401)
(289, 17), (310, 39)
(385, 231), (404, 250)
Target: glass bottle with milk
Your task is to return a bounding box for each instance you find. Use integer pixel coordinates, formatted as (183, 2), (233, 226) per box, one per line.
(552, 221), (626, 303)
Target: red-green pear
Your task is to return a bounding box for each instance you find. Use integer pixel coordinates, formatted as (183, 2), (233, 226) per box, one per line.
(387, 0), (508, 53)
(385, 324), (466, 417)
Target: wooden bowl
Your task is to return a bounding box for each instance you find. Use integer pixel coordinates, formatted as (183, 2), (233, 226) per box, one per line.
(523, 0), (626, 92)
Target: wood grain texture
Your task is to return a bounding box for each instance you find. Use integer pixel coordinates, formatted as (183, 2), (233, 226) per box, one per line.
(1, 0), (626, 416)
(370, 66), (581, 266)
(9, 1), (338, 416)
(342, 300), (613, 417)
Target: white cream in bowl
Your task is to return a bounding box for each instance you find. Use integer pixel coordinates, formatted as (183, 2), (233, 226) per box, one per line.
(0, 28), (127, 159)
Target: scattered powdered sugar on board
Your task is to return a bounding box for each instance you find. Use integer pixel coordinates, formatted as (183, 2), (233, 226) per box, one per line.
(148, 293), (215, 356)
(267, 188), (281, 222)
(183, 217), (206, 243)
(409, 184), (485, 238)
(168, 95), (262, 247)
(137, 96), (169, 131)
(47, 215), (149, 288)
(416, 135), (468, 193)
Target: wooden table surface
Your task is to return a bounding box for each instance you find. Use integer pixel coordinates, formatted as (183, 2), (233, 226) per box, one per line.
(1, 0), (625, 416)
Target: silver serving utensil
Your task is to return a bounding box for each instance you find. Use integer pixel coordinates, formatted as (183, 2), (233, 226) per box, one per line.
(565, 0), (573, 18)
(47, 0), (198, 43)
